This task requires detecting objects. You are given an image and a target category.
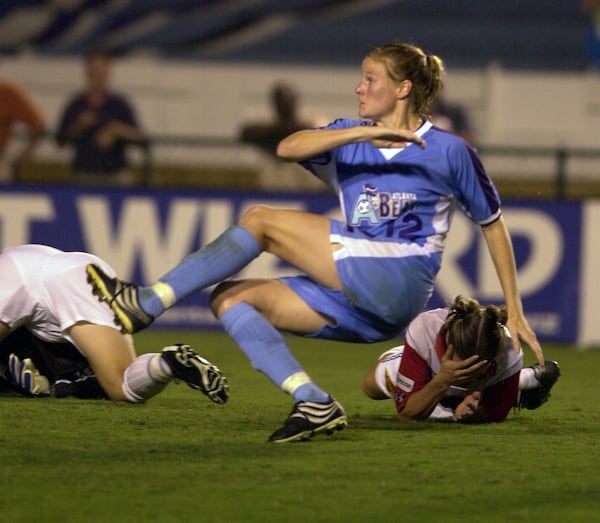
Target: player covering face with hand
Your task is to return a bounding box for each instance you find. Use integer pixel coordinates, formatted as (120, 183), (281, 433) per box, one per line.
(0, 244), (228, 404)
(362, 296), (560, 423)
(87, 42), (545, 443)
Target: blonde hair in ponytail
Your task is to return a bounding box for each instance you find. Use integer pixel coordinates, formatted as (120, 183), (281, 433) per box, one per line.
(366, 42), (444, 117)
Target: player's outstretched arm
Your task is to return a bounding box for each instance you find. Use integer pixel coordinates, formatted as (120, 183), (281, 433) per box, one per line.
(481, 217), (545, 366)
(276, 125), (425, 162)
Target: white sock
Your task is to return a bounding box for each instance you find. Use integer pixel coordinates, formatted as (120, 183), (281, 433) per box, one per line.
(519, 367), (539, 390)
(122, 353), (171, 403)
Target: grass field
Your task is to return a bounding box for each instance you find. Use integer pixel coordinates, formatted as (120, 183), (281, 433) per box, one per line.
(1, 331), (599, 523)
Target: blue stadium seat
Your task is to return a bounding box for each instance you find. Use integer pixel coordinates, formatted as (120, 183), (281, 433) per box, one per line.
(0, 0), (589, 70)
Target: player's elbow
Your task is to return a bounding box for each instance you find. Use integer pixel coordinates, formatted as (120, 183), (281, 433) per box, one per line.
(361, 375), (380, 400)
(397, 407), (428, 423)
(397, 412), (417, 423)
(360, 367), (390, 400)
(275, 138), (295, 161)
(276, 131), (308, 162)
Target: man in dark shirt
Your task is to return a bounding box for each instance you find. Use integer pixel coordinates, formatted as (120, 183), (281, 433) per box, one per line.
(240, 82), (314, 155)
(56, 50), (144, 183)
(429, 97), (476, 146)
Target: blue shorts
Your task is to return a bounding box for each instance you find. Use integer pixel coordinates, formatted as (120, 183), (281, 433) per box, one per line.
(279, 219), (440, 343)
(280, 275), (401, 342)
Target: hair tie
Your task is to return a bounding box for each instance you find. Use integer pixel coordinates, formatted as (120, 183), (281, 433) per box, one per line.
(448, 306), (467, 320)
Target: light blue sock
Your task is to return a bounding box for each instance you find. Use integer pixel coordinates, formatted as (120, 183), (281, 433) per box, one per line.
(138, 225), (261, 317)
(220, 303), (330, 403)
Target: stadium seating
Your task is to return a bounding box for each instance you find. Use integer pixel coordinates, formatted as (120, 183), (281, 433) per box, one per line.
(0, 0), (589, 70)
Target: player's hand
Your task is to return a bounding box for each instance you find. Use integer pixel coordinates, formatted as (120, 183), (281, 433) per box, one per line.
(436, 345), (489, 388)
(76, 109), (97, 129)
(96, 123), (119, 149)
(8, 354), (50, 397)
(506, 314), (545, 368)
(367, 123), (426, 149)
(453, 391), (481, 421)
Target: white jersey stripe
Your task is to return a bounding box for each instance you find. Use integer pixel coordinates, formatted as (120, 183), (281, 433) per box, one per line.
(330, 233), (435, 260)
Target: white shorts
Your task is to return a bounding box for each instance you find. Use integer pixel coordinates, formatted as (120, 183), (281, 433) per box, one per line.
(40, 251), (120, 345)
(374, 345), (405, 399)
(0, 245), (121, 348)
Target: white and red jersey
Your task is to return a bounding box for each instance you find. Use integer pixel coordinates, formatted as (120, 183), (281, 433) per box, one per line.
(375, 308), (522, 422)
(0, 244), (119, 349)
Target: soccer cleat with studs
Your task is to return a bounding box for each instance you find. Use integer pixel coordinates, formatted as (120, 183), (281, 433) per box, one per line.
(268, 396), (347, 443)
(518, 360), (560, 410)
(160, 344), (229, 404)
(86, 264), (154, 334)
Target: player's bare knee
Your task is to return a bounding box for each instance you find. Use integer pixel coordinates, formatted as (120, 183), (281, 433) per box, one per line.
(238, 205), (278, 245)
(209, 281), (243, 318)
(238, 204), (269, 230)
(360, 374), (376, 398)
(361, 368), (386, 400)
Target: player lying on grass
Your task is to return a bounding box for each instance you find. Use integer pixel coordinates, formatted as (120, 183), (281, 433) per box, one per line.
(0, 326), (107, 398)
(0, 326), (217, 401)
(361, 296), (560, 423)
(0, 244), (228, 404)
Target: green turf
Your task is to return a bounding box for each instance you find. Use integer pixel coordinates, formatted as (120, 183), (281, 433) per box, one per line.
(1, 332), (599, 523)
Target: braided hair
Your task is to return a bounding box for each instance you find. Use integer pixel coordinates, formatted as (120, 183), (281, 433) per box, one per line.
(441, 295), (507, 361)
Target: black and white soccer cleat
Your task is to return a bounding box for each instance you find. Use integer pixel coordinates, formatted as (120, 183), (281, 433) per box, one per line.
(160, 344), (229, 404)
(519, 360), (560, 410)
(86, 264), (154, 334)
(268, 397), (347, 443)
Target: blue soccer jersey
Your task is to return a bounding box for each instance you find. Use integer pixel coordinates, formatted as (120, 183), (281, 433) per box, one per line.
(283, 118), (503, 339)
(302, 118), (501, 254)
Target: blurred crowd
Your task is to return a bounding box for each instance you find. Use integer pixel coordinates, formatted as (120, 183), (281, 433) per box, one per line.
(1, 51), (145, 185)
(0, 51), (476, 191)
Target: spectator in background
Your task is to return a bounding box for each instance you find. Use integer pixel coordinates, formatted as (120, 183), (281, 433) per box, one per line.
(429, 96), (476, 146)
(56, 50), (145, 185)
(0, 79), (46, 182)
(240, 81), (327, 192)
(582, 0), (600, 70)
(241, 81), (316, 153)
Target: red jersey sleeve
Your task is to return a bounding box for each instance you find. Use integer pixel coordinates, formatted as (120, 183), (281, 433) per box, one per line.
(393, 342), (432, 413)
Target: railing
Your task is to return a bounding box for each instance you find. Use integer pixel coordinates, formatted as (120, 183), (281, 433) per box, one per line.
(7, 134), (600, 199)
(478, 145), (600, 199)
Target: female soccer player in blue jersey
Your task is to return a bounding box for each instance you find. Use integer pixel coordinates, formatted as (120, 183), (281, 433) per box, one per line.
(87, 42), (545, 442)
